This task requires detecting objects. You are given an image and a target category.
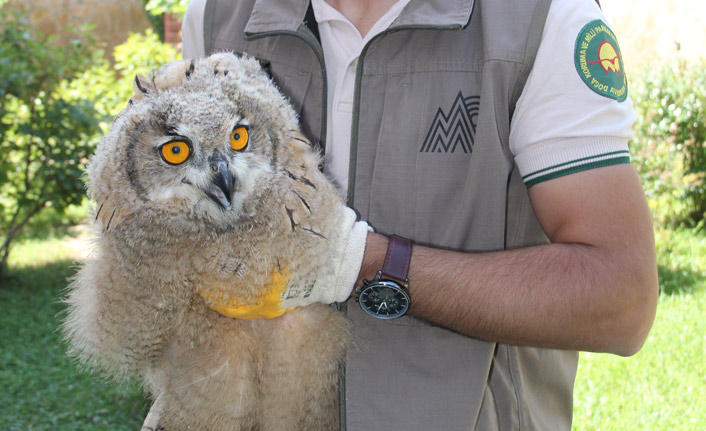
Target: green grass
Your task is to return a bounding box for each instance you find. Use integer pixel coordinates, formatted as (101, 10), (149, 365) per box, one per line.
(0, 234), (148, 431)
(1, 226), (704, 430)
(573, 227), (706, 430)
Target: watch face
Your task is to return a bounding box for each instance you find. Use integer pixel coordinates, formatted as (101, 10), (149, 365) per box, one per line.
(359, 281), (410, 319)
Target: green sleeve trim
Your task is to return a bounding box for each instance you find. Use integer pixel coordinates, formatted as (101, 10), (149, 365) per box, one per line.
(525, 154), (630, 188)
(522, 150), (629, 180)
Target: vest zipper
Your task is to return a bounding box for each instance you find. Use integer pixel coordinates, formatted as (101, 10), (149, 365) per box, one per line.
(244, 26), (329, 152)
(346, 24), (462, 207)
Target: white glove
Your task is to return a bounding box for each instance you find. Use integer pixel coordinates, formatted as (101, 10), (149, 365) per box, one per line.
(281, 206), (369, 308)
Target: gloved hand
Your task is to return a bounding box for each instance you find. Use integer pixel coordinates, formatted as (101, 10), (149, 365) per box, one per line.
(198, 206), (369, 319)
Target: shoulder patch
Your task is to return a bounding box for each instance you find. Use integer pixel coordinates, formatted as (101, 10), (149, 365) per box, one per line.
(574, 19), (628, 102)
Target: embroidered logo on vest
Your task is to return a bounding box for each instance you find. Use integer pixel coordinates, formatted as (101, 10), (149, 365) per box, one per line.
(574, 20), (628, 102)
(420, 91), (479, 154)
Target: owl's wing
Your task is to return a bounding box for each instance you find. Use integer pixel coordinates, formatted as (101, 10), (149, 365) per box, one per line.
(278, 132), (337, 239)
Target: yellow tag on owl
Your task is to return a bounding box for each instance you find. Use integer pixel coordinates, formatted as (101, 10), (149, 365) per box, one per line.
(197, 270), (292, 319)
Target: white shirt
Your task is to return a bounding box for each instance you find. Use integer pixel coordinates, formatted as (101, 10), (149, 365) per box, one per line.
(312, 0), (411, 191)
(182, 0), (636, 192)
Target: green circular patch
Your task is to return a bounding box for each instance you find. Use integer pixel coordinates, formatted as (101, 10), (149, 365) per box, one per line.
(574, 19), (628, 102)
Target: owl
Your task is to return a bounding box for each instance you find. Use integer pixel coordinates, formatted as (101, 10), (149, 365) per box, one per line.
(62, 53), (354, 430)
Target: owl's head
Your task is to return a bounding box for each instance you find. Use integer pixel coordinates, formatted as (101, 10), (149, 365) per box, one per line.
(88, 53), (312, 232)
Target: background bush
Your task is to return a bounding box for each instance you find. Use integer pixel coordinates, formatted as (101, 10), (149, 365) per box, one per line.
(0, 9), (100, 274)
(142, 0), (190, 36)
(630, 58), (706, 228)
(144, 0), (189, 18)
(62, 29), (181, 121)
(0, 8), (179, 277)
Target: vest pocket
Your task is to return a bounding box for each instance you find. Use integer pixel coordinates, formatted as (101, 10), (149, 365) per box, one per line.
(411, 152), (477, 248)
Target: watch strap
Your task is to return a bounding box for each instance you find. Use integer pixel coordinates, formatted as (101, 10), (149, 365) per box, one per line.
(381, 235), (413, 285)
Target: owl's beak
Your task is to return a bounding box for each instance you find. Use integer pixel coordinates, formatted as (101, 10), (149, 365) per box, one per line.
(205, 150), (234, 210)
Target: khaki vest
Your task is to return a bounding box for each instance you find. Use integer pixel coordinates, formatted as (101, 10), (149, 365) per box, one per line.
(204, 1), (578, 429)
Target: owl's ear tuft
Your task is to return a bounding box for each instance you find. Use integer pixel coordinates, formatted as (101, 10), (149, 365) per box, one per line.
(152, 59), (194, 90)
(185, 59), (195, 79)
(133, 74), (152, 101)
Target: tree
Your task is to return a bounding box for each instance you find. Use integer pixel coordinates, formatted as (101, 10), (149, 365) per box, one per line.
(0, 10), (100, 275)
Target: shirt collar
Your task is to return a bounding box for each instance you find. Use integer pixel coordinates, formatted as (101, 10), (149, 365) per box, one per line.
(310, 0), (345, 24)
(244, 0), (473, 36)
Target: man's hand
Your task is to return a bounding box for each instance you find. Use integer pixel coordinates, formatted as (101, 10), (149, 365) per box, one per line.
(358, 164), (658, 356)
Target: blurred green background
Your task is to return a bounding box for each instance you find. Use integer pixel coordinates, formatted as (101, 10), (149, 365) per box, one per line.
(0, 0), (704, 430)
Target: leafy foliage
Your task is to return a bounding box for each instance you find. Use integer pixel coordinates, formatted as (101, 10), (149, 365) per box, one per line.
(0, 9), (100, 274)
(630, 59), (706, 227)
(144, 0), (189, 18)
(0, 9), (180, 277)
(61, 29), (180, 121)
(113, 29), (181, 97)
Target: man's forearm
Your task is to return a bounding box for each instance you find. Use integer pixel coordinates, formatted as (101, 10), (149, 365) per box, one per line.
(359, 232), (657, 356)
(356, 166), (659, 356)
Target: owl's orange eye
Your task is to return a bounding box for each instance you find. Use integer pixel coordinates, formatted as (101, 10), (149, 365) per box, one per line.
(160, 141), (191, 165)
(230, 126), (249, 151)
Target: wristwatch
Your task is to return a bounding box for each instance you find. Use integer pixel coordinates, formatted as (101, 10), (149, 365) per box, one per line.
(355, 235), (413, 319)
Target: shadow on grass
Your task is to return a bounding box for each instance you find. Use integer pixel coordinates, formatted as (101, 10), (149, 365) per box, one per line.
(0, 259), (149, 431)
(1, 259), (78, 291)
(658, 263), (705, 296)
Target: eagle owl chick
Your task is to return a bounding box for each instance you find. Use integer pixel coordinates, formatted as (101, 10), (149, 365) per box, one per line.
(62, 53), (354, 431)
